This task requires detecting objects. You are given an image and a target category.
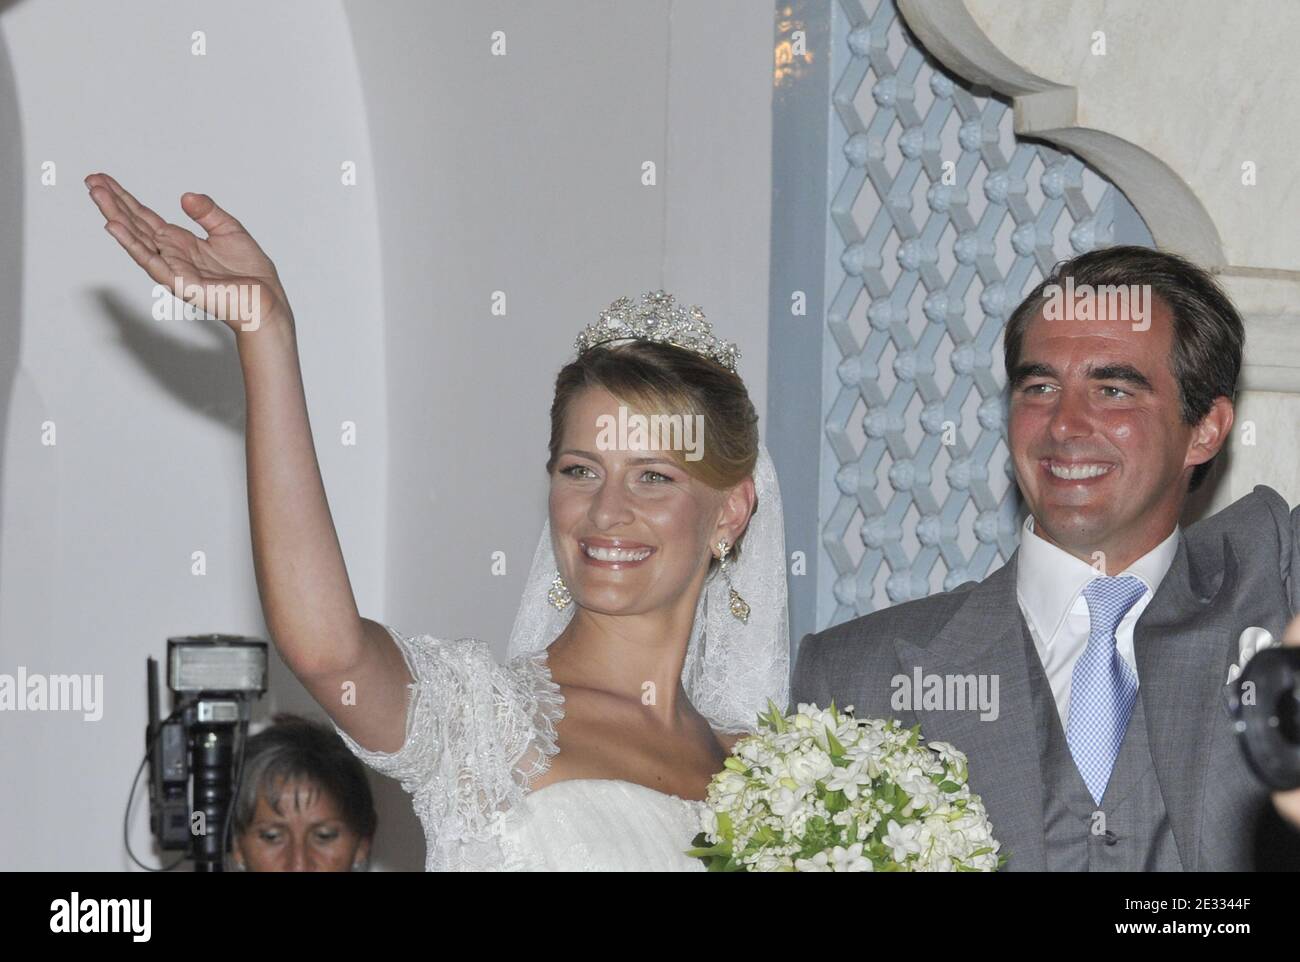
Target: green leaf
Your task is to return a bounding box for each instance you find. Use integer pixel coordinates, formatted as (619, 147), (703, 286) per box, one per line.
(764, 698), (788, 734)
(716, 811), (733, 837)
(825, 726), (845, 757)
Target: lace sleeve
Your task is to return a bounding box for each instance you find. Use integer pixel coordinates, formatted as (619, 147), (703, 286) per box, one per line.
(330, 623), (564, 845)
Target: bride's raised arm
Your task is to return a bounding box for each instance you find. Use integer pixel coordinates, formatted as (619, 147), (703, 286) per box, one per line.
(86, 173), (412, 753)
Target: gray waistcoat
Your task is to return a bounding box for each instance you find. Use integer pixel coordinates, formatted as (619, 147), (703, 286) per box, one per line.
(1023, 624), (1184, 870)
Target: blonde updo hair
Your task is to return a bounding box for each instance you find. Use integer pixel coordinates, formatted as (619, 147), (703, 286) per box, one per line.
(546, 340), (760, 562)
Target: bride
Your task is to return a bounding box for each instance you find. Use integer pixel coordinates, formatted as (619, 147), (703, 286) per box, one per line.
(86, 173), (790, 871)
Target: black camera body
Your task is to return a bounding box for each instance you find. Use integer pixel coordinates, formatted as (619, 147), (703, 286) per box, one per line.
(1226, 646), (1300, 791)
(147, 635), (267, 871)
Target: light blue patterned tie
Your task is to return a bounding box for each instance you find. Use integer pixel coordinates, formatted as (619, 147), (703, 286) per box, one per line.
(1066, 575), (1148, 805)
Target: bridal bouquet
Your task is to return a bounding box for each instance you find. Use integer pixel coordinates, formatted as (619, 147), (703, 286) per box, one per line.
(687, 701), (1006, 872)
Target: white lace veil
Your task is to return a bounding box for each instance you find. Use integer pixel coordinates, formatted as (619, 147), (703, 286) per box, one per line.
(506, 440), (790, 734)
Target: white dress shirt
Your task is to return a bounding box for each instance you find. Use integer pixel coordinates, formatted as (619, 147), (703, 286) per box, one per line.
(1015, 514), (1181, 730)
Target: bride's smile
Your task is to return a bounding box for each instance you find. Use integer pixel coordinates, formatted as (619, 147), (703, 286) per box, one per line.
(578, 538), (656, 567)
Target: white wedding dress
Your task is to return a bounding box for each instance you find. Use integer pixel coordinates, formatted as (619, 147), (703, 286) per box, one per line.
(332, 623), (708, 871)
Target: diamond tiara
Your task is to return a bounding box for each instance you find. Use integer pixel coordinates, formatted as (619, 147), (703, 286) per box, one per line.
(574, 290), (741, 373)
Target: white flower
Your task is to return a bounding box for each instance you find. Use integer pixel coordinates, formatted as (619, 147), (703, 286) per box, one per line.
(794, 851), (832, 872)
(882, 819), (924, 862)
(950, 812), (993, 847)
(928, 740), (967, 769)
(736, 739), (775, 768)
(896, 767), (943, 814)
(919, 852), (954, 872)
(715, 770), (748, 799)
(920, 816), (959, 854)
(769, 784), (807, 818)
(859, 808), (883, 836)
(754, 852), (793, 872)
(787, 748), (835, 784)
(831, 842), (873, 872)
(824, 759), (869, 800)
(850, 726), (887, 754)
(699, 807), (718, 837)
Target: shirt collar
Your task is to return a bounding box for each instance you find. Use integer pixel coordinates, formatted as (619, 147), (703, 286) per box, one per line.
(1016, 514), (1181, 646)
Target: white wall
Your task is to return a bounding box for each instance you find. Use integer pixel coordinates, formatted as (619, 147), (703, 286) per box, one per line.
(0, 0), (773, 871)
(0, 0), (388, 870)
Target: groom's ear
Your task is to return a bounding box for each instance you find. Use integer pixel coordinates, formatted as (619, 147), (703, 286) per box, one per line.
(716, 475), (758, 545)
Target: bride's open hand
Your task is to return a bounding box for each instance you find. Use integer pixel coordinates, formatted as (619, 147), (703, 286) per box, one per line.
(85, 172), (291, 332)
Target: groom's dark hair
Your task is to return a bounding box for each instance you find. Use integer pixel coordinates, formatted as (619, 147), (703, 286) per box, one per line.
(1003, 245), (1244, 492)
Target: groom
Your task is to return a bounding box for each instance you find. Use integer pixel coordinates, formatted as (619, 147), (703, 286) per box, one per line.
(791, 245), (1300, 870)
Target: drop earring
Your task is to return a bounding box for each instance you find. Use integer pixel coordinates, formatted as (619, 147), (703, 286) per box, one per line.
(547, 571), (572, 609)
(716, 539), (750, 623)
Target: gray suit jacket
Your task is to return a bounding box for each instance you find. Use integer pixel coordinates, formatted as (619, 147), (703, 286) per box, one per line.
(791, 485), (1300, 870)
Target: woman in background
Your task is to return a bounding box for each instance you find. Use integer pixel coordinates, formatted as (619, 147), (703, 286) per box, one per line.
(230, 713), (376, 872)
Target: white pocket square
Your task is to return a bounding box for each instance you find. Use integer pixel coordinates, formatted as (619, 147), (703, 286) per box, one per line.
(1225, 626), (1279, 685)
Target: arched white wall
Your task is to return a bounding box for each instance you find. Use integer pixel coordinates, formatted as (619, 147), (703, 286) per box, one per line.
(0, 0), (388, 870)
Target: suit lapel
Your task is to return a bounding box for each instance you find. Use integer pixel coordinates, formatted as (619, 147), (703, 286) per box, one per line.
(1134, 532), (1240, 872)
(892, 552), (1047, 871)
